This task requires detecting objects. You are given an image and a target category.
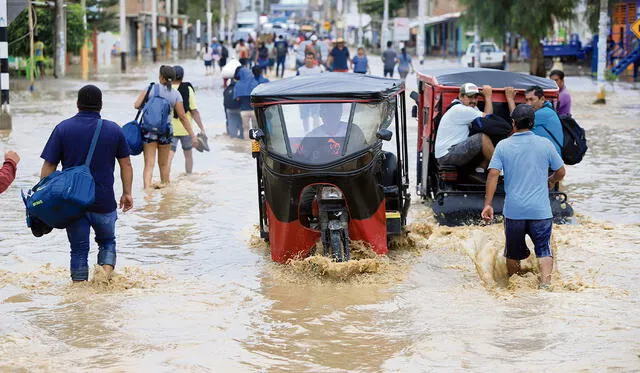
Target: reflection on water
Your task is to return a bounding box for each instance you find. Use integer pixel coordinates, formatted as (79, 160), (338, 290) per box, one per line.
(0, 59), (639, 371)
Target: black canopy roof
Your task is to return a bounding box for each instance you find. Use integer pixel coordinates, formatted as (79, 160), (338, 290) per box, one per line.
(251, 73), (405, 105)
(417, 68), (558, 90)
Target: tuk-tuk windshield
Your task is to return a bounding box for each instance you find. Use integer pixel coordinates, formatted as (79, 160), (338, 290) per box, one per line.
(263, 100), (395, 165)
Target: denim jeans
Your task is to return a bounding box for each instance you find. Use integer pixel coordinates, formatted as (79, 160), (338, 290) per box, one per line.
(65, 210), (117, 281)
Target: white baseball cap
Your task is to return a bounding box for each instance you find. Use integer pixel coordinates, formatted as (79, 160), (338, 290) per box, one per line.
(459, 83), (480, 96)
(310, 35), (318, 41)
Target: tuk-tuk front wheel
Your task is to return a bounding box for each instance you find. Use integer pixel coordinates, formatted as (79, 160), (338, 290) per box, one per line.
(330, 229), (347, 262)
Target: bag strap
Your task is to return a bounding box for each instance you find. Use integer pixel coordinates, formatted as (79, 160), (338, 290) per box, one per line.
(134, 83), (154, 122)
(85, 119), (103, 167)
(540, 125), (562, 149)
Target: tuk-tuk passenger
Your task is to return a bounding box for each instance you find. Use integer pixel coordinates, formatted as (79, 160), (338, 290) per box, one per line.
(434, 83), (495, 183)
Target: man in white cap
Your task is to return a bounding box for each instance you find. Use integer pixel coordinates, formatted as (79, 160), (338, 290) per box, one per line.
(434, 82), (495, 183)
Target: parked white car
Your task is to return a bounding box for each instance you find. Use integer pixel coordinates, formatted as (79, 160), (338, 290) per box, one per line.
(461, 42), (506, 70)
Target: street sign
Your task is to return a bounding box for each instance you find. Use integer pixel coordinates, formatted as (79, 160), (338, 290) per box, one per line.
(394, 18), (410, 41)
(632, 19), (640, 39)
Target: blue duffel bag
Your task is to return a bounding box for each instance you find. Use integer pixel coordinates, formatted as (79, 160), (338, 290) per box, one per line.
(23, 119), (103, 229)
(123, 83), (154, 156)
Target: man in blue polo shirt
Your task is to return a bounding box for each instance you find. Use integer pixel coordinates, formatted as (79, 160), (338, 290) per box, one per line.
(40, 85), (134, 282)
(481, 104), (566, 289)
(327, 37), (350, 72)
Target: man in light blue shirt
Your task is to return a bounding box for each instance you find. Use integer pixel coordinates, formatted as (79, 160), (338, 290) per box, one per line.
(482, 104), (566, 289)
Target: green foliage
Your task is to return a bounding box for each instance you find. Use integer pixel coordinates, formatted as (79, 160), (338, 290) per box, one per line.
(459, 0), (580, 75)
(8, 4), (88, 58)
(181, 0), (220, 27)
(83, 0), (120, 32)
(360, 0), (410, 18)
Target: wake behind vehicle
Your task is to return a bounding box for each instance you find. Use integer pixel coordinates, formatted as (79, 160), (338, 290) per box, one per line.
(250, 74), (411, 263)
(414, 68), (574, 225)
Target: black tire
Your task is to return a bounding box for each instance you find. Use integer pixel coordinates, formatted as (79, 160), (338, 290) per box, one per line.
(330, 229), (344, 262)
(499, 62), (506, 70)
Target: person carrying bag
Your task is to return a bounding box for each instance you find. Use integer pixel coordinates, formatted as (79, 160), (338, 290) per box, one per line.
(24, 119), (103, 229)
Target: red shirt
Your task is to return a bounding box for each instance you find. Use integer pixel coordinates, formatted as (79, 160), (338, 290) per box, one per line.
(0, 159), (17, 194)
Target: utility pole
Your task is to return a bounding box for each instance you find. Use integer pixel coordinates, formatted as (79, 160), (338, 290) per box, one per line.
(381, 0), (388, 51)
(165, 0), (171, 57)
(0, 0), (11, 129)
(206, 0), (212, 45)
(81, 0), (89, 79)
(196, 19), (201, 56)
(28, 0), (35, 88)
(119, 0), (127, 72)
(595, 0), (608, 104)
(357, 1), (363, 46)
(152, 0), (157, 62)
(172, 0), (177, 60)
(417, 0), (425, 64)
(220, 0), (225, 42)
(54, 0), (66, 78)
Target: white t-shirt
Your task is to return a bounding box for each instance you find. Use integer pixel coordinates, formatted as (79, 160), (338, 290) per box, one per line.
(297, 65), (324, 75)
(434, 101), (483, 159)
(203, 50), (213, 62)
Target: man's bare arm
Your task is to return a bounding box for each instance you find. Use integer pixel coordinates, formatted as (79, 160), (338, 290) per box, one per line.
(40, 160), (58, 179)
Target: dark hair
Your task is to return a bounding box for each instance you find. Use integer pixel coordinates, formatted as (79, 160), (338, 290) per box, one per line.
(525, 85), (544, 98)
(387, 41), (392, 48)
(77, 84), (102, 112)
(220, 40), (224, 45)
(401, 47), (407, 58)
(514, 117), (534, 130)
(252, 65), (262, 78)
(279, 35), (283, 39)
(549, 69), (565, 80)
(159, 65), (176, 90)
(305, 51), (315, 58)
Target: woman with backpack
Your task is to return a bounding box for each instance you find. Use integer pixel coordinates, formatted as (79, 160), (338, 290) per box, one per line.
(134, 66), (199, 190)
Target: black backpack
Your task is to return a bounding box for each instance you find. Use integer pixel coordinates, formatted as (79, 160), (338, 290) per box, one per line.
(469, 114), (512, 145)
(173, 82), (195, 118)
(541, 115), (588, 165)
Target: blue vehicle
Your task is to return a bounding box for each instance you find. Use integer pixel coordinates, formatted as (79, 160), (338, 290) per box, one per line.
(521, 34), (593, 69)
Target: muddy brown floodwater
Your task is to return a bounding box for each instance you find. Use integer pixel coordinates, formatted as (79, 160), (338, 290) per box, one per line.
(0, 58), (639, 372)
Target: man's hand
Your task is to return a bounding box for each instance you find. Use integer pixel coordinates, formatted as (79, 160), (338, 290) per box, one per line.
(548, 175), (557, 189)
(482, 85), (493, 98)
(505, 86), (516, 101)
(120, 193), (133, 212)
(191, 135), (200, 148)
(481, 204), (494, 221)
(4, 151), (20, 165)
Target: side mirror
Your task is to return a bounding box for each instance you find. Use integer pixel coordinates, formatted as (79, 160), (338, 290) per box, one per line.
(376, 129), (393, 141)
(249, 128), (264, 140)
(410, 91), (419, 103)
(411, 105), (418, 118)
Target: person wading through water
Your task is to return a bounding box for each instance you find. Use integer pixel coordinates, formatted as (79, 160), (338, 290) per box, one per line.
(134, 66), (199, 189)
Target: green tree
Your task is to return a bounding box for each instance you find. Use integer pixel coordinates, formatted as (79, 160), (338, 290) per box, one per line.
(83, 0), (120, 32)
(9, 4), (88, 58)
(360, 0), (411, 18)
(459, 0), (579, 76)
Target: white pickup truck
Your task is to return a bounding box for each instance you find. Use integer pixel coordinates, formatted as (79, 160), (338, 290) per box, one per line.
(461, 42), (506, 70)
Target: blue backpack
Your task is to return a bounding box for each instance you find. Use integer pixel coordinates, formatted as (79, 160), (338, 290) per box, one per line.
(122, 84), (154, 155)
(141, 83), (172, 135)
(22, 119), (102, 229)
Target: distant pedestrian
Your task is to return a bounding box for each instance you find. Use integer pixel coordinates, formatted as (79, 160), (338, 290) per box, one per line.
(266, 36), (276, 75)
(134, 66), (199, 189)
(40, 85), (134, 282)
(34, 37), (46, 77)
(297, 52), (324, 75)
(351, 47), (369, 74)
(224, 68), (243, 138)
(297, 52), (324, 131)
(168, 66), (207, 175)
(482, 104), (566, 290)
(252, 65), (269, 84)
(256, 41), (270, 73)
(381, 41), (398, 78)
(0, 151), (19, 194)
(274, 35), (289, 78)
(235, 39), (250, 67)
(328, 37), (350, 72)
(211, 38), (221, 73)
(219, 40), (229, 87)
(397, 47), (414, 79)
(202, 43), (213, 74)
(234, 67), (259, 137)
(549, 70), (571, 116)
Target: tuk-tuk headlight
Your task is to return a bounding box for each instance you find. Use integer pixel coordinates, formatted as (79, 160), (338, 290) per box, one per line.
(321, 186), (343, 200)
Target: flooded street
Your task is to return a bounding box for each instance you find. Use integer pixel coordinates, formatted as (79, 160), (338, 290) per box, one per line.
(1, 57), (639, 372)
